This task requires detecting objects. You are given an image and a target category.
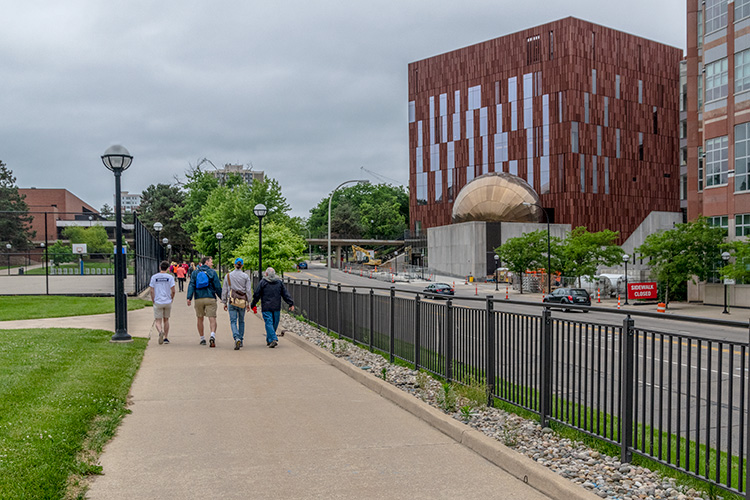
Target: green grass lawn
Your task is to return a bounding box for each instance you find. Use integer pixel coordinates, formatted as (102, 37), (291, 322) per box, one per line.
(0, 296), (151, 321)
(0, 328), (147, 499)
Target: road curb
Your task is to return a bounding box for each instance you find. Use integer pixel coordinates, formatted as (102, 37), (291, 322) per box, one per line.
(286, 333), (600, 500)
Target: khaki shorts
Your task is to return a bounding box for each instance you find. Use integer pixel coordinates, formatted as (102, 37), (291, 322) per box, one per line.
(154, 303), (172, 319)
(194, 297), (217, 318)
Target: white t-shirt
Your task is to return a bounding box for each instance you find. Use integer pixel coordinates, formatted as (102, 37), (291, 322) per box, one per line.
(149, 272), (175, 305)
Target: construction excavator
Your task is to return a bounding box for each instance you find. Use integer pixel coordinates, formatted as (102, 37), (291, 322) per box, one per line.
(351, 245), (382, 266)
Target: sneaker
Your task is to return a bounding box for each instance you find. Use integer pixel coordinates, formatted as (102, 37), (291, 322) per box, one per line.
(240, 340), (243, 348)
(158, 330), (164, 345)
(200, 338), (206, 346)
(210, 337), (216, 348)
(269, 340), (278, 348)
(163, 338), (170, 344)
(234, 340), (241, 350)
(279, 330), (285, 337)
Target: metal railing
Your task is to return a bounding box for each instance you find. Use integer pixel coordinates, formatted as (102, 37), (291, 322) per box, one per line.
(281, 277), (750, 497)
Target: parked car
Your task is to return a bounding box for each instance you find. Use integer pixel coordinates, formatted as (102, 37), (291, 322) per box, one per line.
(543, 288), (591, 311)
(297, 261), (308, 269)
(423, 283), (455, 297)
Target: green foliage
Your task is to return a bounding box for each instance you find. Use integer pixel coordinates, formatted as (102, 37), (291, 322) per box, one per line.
(0, 161), (35, 249)
(232, 221), (306, 273)
(721, 240), (750, 283)
(557, 227), (623, 285)
(48, 241), (75, 265)
(307, 183), (408, 239)
(637, 216), (726, 304)
(381, 367), (388, 381)
(138, 183), (189, 255)
(174, 167), (220, 237)
(495, 230), (552, 293)
(99, 204), (114, 221)
(439, 382), (458, 412)
(62, 225), (114, 254)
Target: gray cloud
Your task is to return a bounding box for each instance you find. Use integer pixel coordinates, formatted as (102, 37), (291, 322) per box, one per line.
(1, 0), (685, 217)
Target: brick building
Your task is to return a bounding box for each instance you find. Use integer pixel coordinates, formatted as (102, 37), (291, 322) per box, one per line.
(686, 0), (750, 237)
(19, 188), (98, 243)
(408, 17), (683, 242)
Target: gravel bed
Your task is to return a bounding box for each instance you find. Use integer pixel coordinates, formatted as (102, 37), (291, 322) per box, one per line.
(281, 314), (714, 500)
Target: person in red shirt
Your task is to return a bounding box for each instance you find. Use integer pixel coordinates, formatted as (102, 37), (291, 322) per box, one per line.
(174, 261), (187, 292)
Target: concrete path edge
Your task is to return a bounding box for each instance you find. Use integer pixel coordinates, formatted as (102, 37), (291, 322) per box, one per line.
(286, 333), (601, 500)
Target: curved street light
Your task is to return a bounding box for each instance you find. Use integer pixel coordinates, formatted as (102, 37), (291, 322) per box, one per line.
(327, 180), (369, 283)
(253, 204), (267, 277)
(102, 145), (133, 342)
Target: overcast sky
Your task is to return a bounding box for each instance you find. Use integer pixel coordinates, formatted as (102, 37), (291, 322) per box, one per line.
(2, 1), (686, 218)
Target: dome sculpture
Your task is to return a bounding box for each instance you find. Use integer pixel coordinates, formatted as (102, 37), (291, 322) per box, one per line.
(451, 172), (541, 223)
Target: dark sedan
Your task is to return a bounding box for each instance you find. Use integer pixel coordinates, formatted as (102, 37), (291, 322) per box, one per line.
(543, 288), (591, 312)
(423, 283), (455, 297)
(297, 261), (308, 269)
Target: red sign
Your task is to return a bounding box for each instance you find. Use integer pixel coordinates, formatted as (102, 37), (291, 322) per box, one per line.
(627, 282), (657, 300)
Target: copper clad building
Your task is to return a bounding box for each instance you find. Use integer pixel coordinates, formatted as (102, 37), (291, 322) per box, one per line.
(408, 17), (682, 242)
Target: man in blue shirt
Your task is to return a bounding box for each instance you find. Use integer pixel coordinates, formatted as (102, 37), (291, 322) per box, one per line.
(186, 256), (223, 347)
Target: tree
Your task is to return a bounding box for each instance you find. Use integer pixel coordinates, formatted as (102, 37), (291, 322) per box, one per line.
(557, 227), (623, 286)
(174, 166), (220, 238)
(495, 230), (550, 294)
(330, 201), (363, 238)
(99, 204), (114, 221)
(0, 161), (35, 249)
(62, 226), (114, 254)
(138, 183), (190, 257)
(48, 241), (75, 266)
(636, 217), (725, 305)
(720, 240), (750, 283)
(233, 221), (306, 274)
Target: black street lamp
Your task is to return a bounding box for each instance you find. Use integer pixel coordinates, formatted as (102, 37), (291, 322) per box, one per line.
(153, 222), (163, 260)
(722, 251), (731, 314)
(216, 232), (223, 280)
(167, 243), (172, 262)
(494, 254), (500, 291)
(254, 204), (267, 276)
(523, 202), (551, 295)
(5, 243), (10, 276)
(101, 145), (133, 342)
(622, 254), (630, 305)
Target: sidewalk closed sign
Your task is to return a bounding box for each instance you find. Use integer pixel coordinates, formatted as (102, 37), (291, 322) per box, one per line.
(628, 282), (657, 300)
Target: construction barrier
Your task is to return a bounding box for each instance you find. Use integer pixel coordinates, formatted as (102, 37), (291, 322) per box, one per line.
(617, 295), (621, 310)
(597, 288), (601, 303)
(505, 286), (509, 300)
(657, 302), (666, 313)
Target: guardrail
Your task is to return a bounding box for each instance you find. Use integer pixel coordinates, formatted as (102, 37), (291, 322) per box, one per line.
(281, 276), (750, 497)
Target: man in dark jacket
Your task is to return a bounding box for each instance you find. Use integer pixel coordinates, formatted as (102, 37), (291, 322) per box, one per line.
(251, 267), (294, 348)
(187, 256), (223, 347)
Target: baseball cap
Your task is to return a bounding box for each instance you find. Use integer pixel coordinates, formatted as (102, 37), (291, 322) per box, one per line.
(234, 258), (244, 265)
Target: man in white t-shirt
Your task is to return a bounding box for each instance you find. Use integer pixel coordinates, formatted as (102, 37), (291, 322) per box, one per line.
(149, 260), (176, 345)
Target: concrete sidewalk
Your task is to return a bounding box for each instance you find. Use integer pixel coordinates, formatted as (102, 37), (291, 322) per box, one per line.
(2, 292), (564, 499)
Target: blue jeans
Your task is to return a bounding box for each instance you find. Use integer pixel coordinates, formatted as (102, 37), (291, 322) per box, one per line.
(228, 305), (246, 342)
(261, 310), (280, 344)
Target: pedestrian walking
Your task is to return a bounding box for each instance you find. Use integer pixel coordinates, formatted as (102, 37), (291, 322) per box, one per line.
(250, 267), (294, 348)
(221, 258), (252, 350)
(149, 260), (176, 345)
(186, 256), (222, 347)
(174, 262), (187, 292)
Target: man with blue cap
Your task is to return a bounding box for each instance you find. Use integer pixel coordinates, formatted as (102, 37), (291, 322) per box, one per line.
(221, 257), (253, 350)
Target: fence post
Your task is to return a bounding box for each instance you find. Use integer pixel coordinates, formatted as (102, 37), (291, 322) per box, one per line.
(352, 287), (357, 341)
(337, 283), (342, 338)
(389, 286), (395, 363)
(485, 296), (495, 407)
(369, 288), (374, 352)
(307, 279), (312, 319)
(414, 293), (421, 371)
(540, 305), (553, 428)
(620, 314), (635, 463)
(316, 283), (320, 325)
(326, 284), (330, 334)
(445, 297), (453, 382)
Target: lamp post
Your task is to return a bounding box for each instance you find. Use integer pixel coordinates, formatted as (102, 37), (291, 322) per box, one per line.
(101, 145), (133, 342)
(494, 254), (500, 291)
(722, 251), (731, 314)
(327, 179), (369, 283)
(522, 202), (551, 295)
(88, 215), (93, 227)
(167, 243), (172, 262)
(5, 243), (10, 276)
(153, 222), (163, 260)
(215, 232), (223, 280)
(622, 254), (630, 305)
(254, 204), (267, 276)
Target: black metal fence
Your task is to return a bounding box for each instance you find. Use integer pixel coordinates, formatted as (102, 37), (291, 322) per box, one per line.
(133, 213), (160, 295)
(282, 277), (750, 498)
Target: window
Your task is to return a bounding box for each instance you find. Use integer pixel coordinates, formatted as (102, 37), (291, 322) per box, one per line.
(739, 0), (750, 22)
(584, 93), (590, 123)
(639, 133), (644, 161)
(482, 136), (488, 172)
(511, 102), (517, 131)
(680, 173), (687, 201)
(571, 122), (579, 153)
(469, 139), (475, 169)
(480, 107), (488, 136)
(736, 213), (750, 236)
(468, 85), (481, 110)
(441, 115), (448, 143)
(408, 101), (415, 123)
(705, 0), (728, 33)
(735, 122), (750, 191)
(549, 31), (554, 60)
(429, 97), (435, 145)
(708, 215), (729, 228)
(698, 70), (704, 108)
(705, 58), (729, 102)
(706, 136), (729, 187)
(580, 155), (586, 192)
(495, 132), (508, 166)
(430, 144), (439, 172)
(526, 130), (533, 159)
(592, 156), (598, 194)
(439, 93), (447, 116)
(558, 91), (563, 121)
(592, 69), (597, 95)
(454, 90), (460, 113)
(524, 98), (533, 129)
(616, 129), (621, 158)
(638, 80), (643, 104)
(698, 10), (703, 49)
(526, 35), (541, 65)
(417, 121), (423, 147)
(616, 75), (621, 99)
(452, 113), (460, 141)
(527, 160), (534, 190)
(540, 156), (550, 194)
(736, 50), (750, 93)
(698, 145), (704, 191)
(509, 160), (517, 176)
(604, 97), (609, 126)
(653, 106), (658, 135)
(508, 77), (517, 102)
(604, 157), (610, 194)
(434, 171), (443, 203)
(466, 164), (474, 182)
(466, 110), (474, 139)
(496, 104), (503, 133)
(447, 143), (455, 202)
(523, 73), (533, 99)
(597, 126), (602, 156)
(416, 172), (428, 205)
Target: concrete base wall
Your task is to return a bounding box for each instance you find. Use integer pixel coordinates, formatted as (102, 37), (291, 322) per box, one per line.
(688, 282), (750, 307)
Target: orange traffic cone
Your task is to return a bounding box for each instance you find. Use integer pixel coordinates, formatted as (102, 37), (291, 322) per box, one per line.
(617, 295), (621, 309)
(505, 286), (509, 300)
(475, 285), (478, 296)
(597, 288), (601, 303)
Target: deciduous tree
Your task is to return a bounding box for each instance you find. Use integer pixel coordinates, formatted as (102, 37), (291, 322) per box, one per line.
(0, 161), (35, 249)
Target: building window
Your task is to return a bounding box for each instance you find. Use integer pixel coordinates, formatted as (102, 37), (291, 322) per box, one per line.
(509, 160), (518, 176)
(468, 85), (481, 110)
(698, 146), (704, 191)
(454, 90), (460, 113)
(526, 35), (541, 65)
(417, 121), (423, 147)
(638, 80), (643, 104)
(698, 69), (704, 109)
(434, 171), (443, 203)
(708, 215), (729, 228)
(653, 106), (658, 135)
(526, 130), (533, 159)
(452, 113), (460, 141)
(616, 129), (621, 158)
(604, 158), (610, 194)
(705, 0), (728, 33)
(549, 31), (554, 60)
(592, 156), (598, 194)
(615, 75), (621, 99)
(524, 98), (533, 129)
(469, 139), (475, 169)
(558, 91), (563, 122)
(705, 58), (729, 102)
(571, 122), (579, 153)
(439, 93), (447, 116)
(480, 107), (488, 136)
(736, 122), (750, 191)
(511, 102), (517, 131)
(482, 136), (488, 172)
(408, 101), (415, 123)
(496, 104), (503, 133)
(698, 10), (703, 49)
(592, 69), (597, 95)
(416, 146), (423, 172)
(639, 133), (644, 161)
(495, 132), (508, 166)
(739, 0), (750, 22)
(541, 156), (550, 194)
(508, 77), (517, 102)
(429, 96), (435, 145)
(680, 173), (687, 200)
(736, 214), (750, 236)
(416, 172), (428, 205)
(466, 110), (474, 139)
(736, 50), (750, 94)
(430, 144), (439, 172)
(706, 136), (729, 187)
(580, 155), (586, 193)
(597, 126), (602, 156)
(604, 97), (609, 126)
(584, 93), (590, 123)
